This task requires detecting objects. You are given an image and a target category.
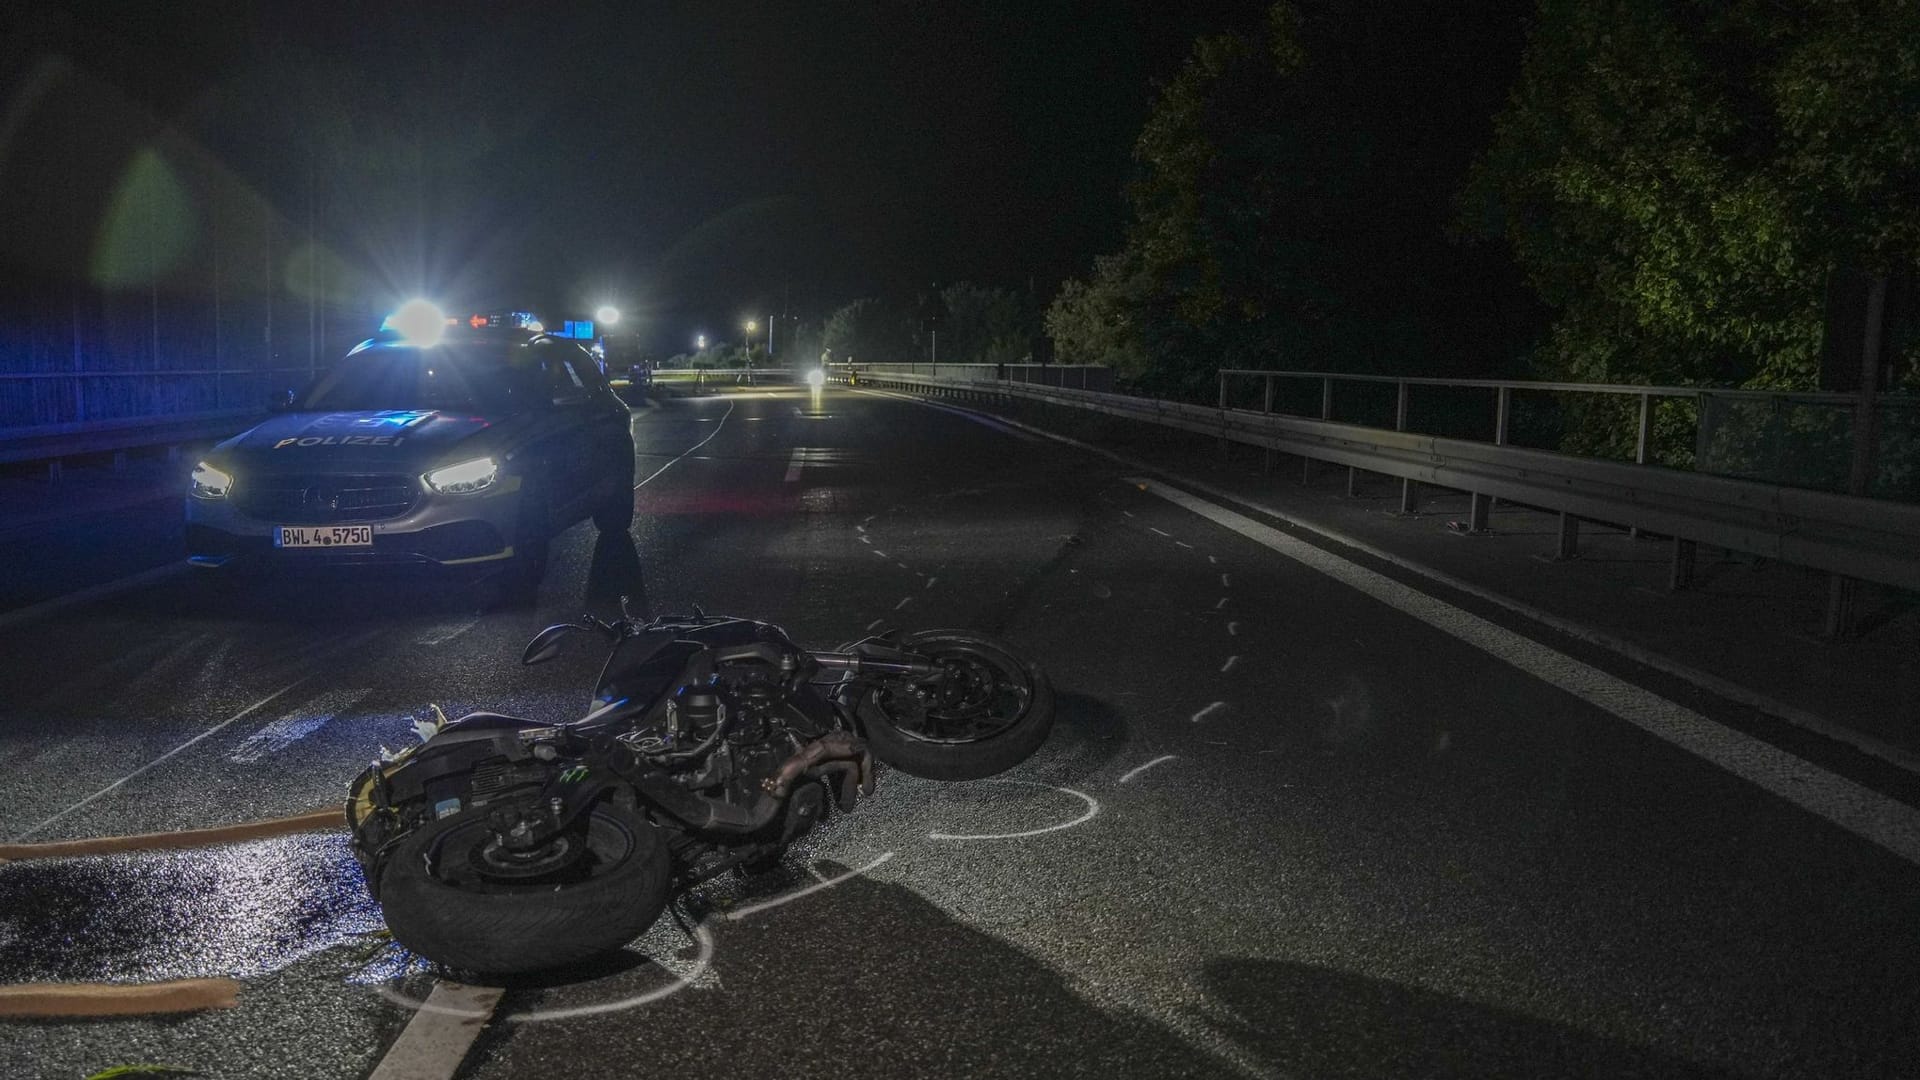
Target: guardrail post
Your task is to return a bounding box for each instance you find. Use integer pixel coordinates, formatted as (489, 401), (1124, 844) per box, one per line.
(1556, 512), (1579, 559)
(1467, 386), (1512, 533)
(1300, 376), (1330, 486)
(1670, 538), (1696, 591)
(1630, 393), (1653, 539)
(1262, 374), (1276, 475)
(1396, 380), (1417, 513)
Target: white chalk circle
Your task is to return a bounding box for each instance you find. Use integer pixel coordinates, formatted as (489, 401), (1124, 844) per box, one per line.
(376, 921), (716, 1024)
(927, 780), (1101, 842)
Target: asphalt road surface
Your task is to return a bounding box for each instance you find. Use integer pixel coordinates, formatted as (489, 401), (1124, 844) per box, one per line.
(2, 385), (1916, 1080)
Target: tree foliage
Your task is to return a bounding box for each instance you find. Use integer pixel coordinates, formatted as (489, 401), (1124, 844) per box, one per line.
(1465, 0), (1920, 393)
(937, 282), (1029, 365)
(1047, 1), (1535, 399)
(822, 297), (913, 364)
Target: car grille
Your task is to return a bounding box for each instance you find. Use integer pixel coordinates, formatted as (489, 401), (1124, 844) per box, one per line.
(233, 474), (420, 523)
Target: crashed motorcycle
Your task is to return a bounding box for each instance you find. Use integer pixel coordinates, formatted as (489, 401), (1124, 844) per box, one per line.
(347, 601), (1053, 973)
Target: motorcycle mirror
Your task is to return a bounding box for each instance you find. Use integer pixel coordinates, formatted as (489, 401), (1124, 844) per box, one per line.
(522, 623), (586, 665)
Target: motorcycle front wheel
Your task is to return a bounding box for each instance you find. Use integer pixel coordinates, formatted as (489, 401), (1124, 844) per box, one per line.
(378, 800), (670, 974)
(855, 630), (1054, 781)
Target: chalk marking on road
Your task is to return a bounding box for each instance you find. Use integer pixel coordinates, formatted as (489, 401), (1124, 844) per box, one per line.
(859, 534), (872, 544)
(412, 615), (478, 647)
(7, 639), (373, 841)
(1122, 510), (1134, 518)
(855, 523), (866, 533)
(894, 596), (913, 611)
(1175, 540), (1194, 549)
(783, 448), (806, 483)
(1191, 701), (1227, 723)
(1209, 555), (1220, 565)
(635, 400), (735, 489)
(1220, 656), (1240, 674)
(1149, 527), (1171, 537)
(0, 561), (188, 635)
(929, 781), (1100, 841)
(726, 852), (896, 920)
(897, 562), (911, 571)
(871, 550), (889, 559)
(367, 981), (504, 1080)
(1132, 476), (1920, 867)
(925, 577), (938, 590)
(866, 618), (886, 632)
(1214, 597), (1229, 609)
(1117, 755), (1178, 785)
(1221, 574), (1231, 588)
(227, 688), (372, 764)
(863, 514), (875, 524)
(1227, 621), (1240, 636)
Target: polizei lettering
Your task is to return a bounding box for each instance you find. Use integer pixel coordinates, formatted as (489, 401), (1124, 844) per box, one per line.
(272, 435), (405, 449)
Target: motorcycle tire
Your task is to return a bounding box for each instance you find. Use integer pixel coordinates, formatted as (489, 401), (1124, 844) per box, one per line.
(378, 800), (670, 974)
(856, 630), (1054, 781)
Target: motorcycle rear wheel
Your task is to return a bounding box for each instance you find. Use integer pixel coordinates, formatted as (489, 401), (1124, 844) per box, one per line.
(378, 800), (670, 974)
(855, 630), (1054, 781)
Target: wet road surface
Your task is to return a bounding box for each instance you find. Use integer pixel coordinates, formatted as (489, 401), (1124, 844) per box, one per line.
(2, 385), (1916, 1079)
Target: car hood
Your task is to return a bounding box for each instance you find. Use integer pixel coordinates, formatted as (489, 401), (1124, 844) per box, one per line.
(217, 410), (495, 471)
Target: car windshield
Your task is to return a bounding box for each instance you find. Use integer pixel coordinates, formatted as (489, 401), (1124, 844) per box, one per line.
(295, 343), (535, 413)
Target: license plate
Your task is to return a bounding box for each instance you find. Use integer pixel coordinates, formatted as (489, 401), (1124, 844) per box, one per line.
(275, 525), (374, 549)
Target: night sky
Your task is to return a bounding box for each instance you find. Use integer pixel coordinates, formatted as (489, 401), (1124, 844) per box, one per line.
(6, 1), (1275, 353)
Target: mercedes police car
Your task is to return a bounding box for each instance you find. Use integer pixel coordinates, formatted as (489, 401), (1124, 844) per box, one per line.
(185, 301), (635, 592)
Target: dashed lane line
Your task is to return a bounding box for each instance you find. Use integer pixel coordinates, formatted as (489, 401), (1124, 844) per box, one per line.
(1190, 702), (1227, 723)
(367, 982), (505, 1080)
(1117, 755), (1179, 784)
(1133, 475), (1920, 868)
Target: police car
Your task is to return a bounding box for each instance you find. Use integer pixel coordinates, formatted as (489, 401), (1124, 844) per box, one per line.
(185, 301), (635, 591)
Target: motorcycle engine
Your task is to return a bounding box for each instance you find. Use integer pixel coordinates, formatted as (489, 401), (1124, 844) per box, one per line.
(622, 664), (827, 814)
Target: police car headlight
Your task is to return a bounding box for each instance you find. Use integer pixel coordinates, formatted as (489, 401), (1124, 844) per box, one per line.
(424, 456), (499, 495)
(190, 460), (233, 499)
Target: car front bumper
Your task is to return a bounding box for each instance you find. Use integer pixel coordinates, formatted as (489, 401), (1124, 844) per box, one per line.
(184, 481), (523, 571)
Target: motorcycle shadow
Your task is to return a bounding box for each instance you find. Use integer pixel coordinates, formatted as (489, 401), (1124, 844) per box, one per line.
(471, 867), (1214, 1078)
(1023, 690), (1130, 786)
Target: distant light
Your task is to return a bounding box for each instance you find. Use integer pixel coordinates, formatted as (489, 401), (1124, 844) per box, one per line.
(744, 319), (758, 333)
(595, 305), (621, 325)
(806, 368), (826, 388)
(526, 320), (545, 332)
(696, 334), (708, 349)
(387, 299), (447, 347)
(469, 314), (488, 329)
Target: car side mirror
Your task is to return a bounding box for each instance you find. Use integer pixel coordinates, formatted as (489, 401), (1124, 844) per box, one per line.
(266, 389), (295, 413)
(522, 623), (588, 665)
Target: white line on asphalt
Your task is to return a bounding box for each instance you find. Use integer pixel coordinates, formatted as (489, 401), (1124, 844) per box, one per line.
(1214, 597), (1229, 609)
(1150, 527), (1171, 537)
(866, 618), (886, 631)
(853, 387), (1042, 441)
(859, 534), (872, 544)
(412, 615), (478, 646)
(1221, 574), (1231, 588)
(10, 664), (336, 841)
(1190, 701), (1227, 723)
(1122, 510), (1134, 518)
(227, 688), (371, 764)
(635, 400), (735, 489)
(897, 562), (911, 570)
(1227, 620), (1241, 636)
(855, 523), (866, 533)
(894, 596), (913, 611)
(784, 447), (806, 482)
(1209, 555), (1220, 565)
(1118, 755), (1178, 784)
(367, 981), (505, 1080)
(726, 852), (896, 920)
(1133, 476), (1920, 867)
(1175, 540), (1193, 549)
(872, 550), (889, 558)
(1220, 656), (1240, 674)
(928, 781), (1101, 841)
(925, 577), (938, 590)
(0, 562), (188, 635)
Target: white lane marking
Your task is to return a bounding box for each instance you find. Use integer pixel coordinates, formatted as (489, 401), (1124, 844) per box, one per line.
(377, 924), (717, 1024)
(1214, 597), (1229, 610)
(9, 654), (352, 841)
(1175, 540), (1194, 549)
(1220, 656), (1241, 674)
(866, 618), (886, 631)
(784, 448), (806, 482)
(1191, 701), (1227, 723)
(367, 981), (504, 1080)
(227, 688), (371, 764)
(413, 615), (478, 646)
(1150, 527), (1171, 537)
(855, 524), (866, 533)
(1122, 510), (1135, 518)
(859, 534), (872, 544)
(1209, 555), (1220, 565)
(894, 596), (913, 611)
(870, 549), (890, 558)
(635, 400), (736, 489)
(1118, 755), (1179, 784)
(897, 562), (911, 570)
(0, 562), (189, 635)
(1227, 620), (1241, 636)
(928, 781), (1101, 841)
(853, 387), (1042, 441)
(1221, 574), (1231, 588)
(924, 577), (938, 590)
(725, 852), (896, 920)
(1133, 476), (1920, 867)
(862, 514), (875, 524)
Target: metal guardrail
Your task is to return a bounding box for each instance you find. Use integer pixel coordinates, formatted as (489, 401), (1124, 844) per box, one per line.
(858, 364), (1115, 391)
(0, 409), (259, 469)
(845, 371), (1920, 599)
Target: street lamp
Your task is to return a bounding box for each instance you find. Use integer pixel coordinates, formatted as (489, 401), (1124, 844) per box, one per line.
(595, 305), (621, 326)
(695, 334), (707, 350)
